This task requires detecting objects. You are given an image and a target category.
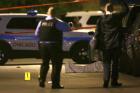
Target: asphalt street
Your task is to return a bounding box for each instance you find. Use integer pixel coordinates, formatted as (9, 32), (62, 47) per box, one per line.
(0, 58), (140, 93)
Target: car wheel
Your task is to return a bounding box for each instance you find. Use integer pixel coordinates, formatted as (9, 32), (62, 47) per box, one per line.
(70, 41), (91, 64)
(0, 48), (8, 65)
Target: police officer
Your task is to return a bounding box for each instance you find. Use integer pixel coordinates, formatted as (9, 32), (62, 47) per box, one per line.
(35, 7), (70, 89)
(94, 0), (129, 88)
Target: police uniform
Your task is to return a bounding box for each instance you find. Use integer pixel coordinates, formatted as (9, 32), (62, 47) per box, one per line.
(35, 13), (70, 88)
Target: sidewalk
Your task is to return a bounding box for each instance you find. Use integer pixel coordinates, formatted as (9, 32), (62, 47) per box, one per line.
(0, 62), (140, 93)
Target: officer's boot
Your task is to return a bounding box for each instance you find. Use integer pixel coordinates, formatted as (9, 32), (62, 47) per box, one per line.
(111, 79), (122, 88)
(103, 79), (110, 88)
(39, 65), (49, 88)
(111, 62), (122, 88)
(51, 63), (64, 89)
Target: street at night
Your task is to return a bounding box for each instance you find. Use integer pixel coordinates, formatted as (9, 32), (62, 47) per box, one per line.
(0, 0), (140, 93)
(0, 59), (139, 93)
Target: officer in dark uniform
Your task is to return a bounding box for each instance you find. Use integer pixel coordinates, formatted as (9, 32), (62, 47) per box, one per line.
(35, 7), (70, 89)
(94, 0), (129, 88)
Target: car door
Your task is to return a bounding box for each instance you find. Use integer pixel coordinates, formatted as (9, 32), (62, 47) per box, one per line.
(5, 16), (44, 50)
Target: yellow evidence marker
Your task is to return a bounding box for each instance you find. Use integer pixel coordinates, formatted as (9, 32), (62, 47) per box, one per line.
(25, 72), (31, 80)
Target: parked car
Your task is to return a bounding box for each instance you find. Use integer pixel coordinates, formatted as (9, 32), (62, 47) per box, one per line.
(119, 4), (140, 76)
(63, 11), (103, 32)
(0, 13), (94, 65)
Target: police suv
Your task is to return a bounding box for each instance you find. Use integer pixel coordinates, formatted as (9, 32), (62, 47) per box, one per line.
(0, 13), (94, 65)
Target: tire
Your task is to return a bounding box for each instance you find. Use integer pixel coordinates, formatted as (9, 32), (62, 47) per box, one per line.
(0, 48), (8, 65)
(70, 41), (91, 64)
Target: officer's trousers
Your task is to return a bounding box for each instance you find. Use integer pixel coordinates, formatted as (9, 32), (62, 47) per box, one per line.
(39, 43), (63, 86)
(102, 48), (121, 83)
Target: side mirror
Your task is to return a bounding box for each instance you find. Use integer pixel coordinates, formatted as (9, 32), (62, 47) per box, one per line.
(68, 22), (74, 28)
(88, 31), (95, 36)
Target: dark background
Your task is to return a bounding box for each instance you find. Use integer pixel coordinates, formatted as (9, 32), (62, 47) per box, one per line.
(0, 0), (139, 13)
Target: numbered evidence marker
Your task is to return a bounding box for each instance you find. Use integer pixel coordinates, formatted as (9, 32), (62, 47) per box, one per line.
(25, 72), (31, 80)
